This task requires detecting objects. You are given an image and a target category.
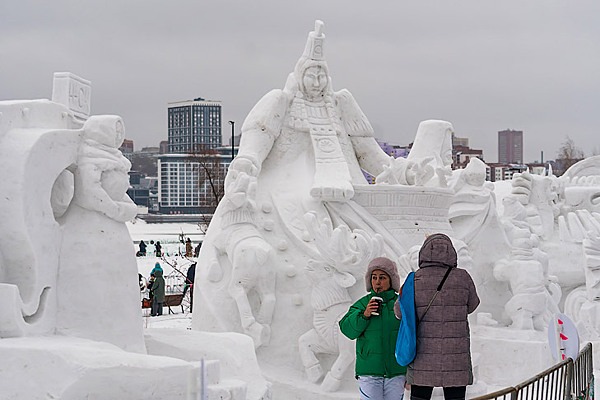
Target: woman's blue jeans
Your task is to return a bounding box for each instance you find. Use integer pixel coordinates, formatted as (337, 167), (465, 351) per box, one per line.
(358, 375), (406, 400)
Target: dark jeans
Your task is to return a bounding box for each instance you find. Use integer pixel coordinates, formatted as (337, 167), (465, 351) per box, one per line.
(411, 385), (466, 400)
(151, 297), (163, 316)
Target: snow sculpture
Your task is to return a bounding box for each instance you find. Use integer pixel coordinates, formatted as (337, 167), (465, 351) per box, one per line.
(194, 20), (434, 342)
(57, 115), (144, 352)
(493, 227), (558, 330)
(298, 212), (382, 392)
(493, 176), (561, 330)
(72, 116), (137, 221)
(0, 99), (80, 337)
(0, 74), (268, 400)
(509, 171), (557, 239)
(557, 167), (600, 243)
(193, 20), (456, 395)
(568, 231), (600, 340)
(446, 158), (512, 324)
(583, 232), (600, 302)
(405, 119), (454, 187)
(449, 157), (498, 244)
(0, 91), (143, 351)
(555, 157), (600, 343)
(213, 166), (276, 347)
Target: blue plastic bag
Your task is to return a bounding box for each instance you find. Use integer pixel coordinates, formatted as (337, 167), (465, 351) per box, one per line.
(395, 271), (417, 366)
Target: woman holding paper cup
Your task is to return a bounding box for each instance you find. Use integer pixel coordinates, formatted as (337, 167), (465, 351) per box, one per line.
(340, 257), (406, 400)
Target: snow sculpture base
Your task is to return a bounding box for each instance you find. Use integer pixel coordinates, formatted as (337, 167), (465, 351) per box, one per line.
(0, 336), (196, 400)
(471, 325), (554, 387)
(145, 328), (271, 399)
(353, 184), (454, 249)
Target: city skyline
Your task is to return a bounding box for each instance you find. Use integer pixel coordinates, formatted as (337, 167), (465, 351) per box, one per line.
(2, 1), (599, 163)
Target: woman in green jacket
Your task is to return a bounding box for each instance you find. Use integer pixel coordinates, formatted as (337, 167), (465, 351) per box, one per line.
(339, 257), (406, 400)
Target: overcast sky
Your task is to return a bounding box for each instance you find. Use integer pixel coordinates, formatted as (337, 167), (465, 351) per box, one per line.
(2, 1), (599, 163)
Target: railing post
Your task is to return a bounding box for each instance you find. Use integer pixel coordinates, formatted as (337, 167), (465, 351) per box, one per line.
(565, 359), (573, 400)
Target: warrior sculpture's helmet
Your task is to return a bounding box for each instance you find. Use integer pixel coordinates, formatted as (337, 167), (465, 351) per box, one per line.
(290, 20), (331, 96)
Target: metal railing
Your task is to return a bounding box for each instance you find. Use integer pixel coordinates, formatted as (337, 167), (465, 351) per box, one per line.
(572, 342), (594, 400)
(165, 271), (186, 294)
(472, 343), (593, 400)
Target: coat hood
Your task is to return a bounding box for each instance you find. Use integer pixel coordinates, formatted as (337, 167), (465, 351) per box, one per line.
(154, 269), (163, 278)
(418, 233), (457, 269)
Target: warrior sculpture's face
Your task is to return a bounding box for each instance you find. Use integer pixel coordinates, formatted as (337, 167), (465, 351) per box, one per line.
(302, 65), (328, 99)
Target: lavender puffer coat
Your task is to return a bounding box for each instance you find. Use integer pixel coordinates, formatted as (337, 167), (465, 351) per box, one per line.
(407, 233), (480, 388)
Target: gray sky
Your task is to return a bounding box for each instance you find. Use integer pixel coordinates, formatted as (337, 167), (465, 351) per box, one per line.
(2, 1), (599, 163)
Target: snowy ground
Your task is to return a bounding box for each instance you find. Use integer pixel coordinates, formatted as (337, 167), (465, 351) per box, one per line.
(128, 219), (202, 320)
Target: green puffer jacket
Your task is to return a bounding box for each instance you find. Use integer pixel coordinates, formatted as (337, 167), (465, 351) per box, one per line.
(339, 289), (406, 378)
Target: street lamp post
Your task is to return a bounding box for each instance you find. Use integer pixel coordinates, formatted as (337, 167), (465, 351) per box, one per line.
(228, 120), (235, 161)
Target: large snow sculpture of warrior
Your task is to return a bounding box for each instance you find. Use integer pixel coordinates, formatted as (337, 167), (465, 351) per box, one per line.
(193, 21), (431, 351)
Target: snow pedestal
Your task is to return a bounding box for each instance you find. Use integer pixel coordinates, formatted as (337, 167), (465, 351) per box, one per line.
(471, 325), (554, 387)
(144, 328), (271, 400)
(0, 336), (196, 400)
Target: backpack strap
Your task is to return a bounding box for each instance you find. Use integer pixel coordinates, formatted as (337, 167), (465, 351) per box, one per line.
(418, 266), (452, 325)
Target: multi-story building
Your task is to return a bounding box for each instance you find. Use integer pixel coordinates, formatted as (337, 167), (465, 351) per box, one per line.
(159, 140), (168, 154)
(119, 139), (134, 160)
(127, 171), (159, 212)
(453, 145), (484, 169)
(378, 140), (410, 159)
(498, 129), (523, 164)
(167, 97), (222, 153)
(158, 153), (231, 214)
(156, 97), (229, 214)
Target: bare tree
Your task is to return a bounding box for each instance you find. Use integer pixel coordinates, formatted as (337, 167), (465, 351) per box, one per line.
(556, 136), (585, 176)
(186, 144), (228, 232)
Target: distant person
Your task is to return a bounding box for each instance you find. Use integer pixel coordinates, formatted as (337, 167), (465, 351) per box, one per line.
(407, 233), (480, 400)
(185, 238), (193, 258)
(137, 240), (147, 257)
(339, 257), (406, 400)
(183, 263), (196, 312)
(155, 241), (162, 257)
(147, 273), (155, 301)
(150, 269), (165, 317)
(151, 262), (163, 277)
(194, 241), (202, 258)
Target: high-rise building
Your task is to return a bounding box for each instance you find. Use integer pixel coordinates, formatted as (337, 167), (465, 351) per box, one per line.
(167, 97), (222, 153)
(158, 97), (229, 214)
(498, 129), (523, 164)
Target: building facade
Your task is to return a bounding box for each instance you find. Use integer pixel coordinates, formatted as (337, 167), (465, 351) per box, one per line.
(158, 153), (231, 214)
(167, 97), (222, 153)
(498, 129), (523, 164)
(119, 139), (134, 159)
